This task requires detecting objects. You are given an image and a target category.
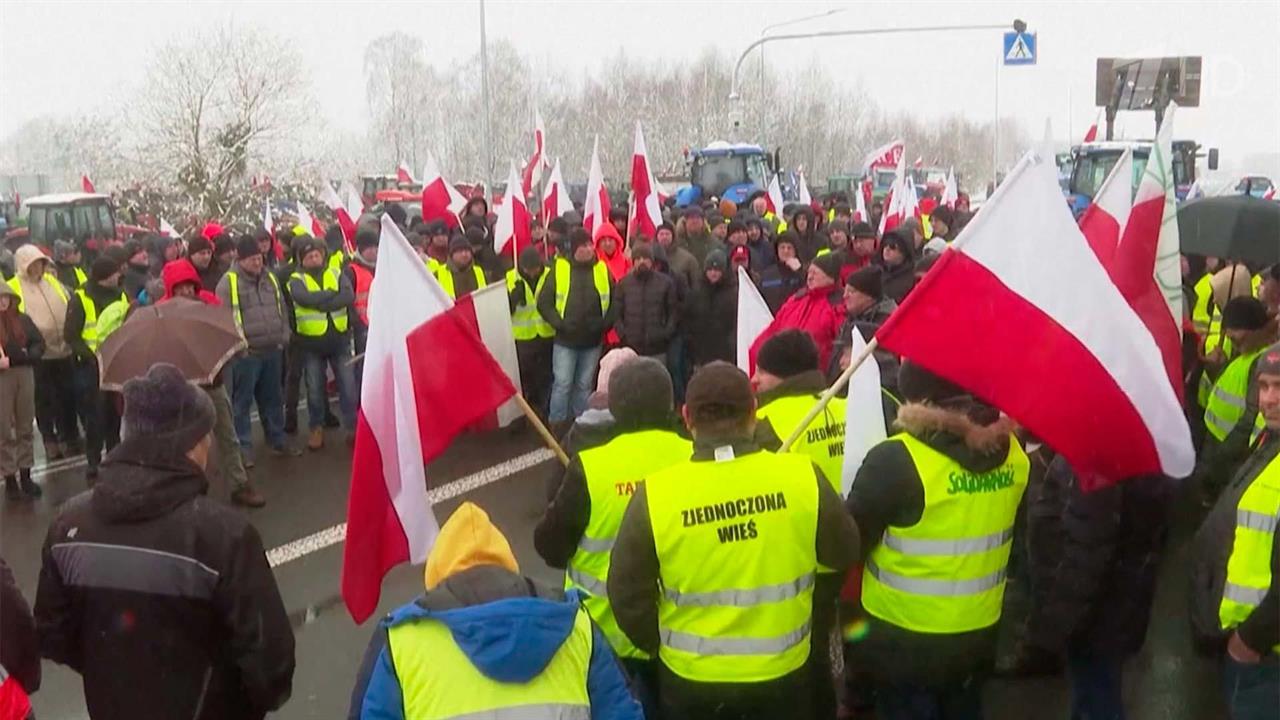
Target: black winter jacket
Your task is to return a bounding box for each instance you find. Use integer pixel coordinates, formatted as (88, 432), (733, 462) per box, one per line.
(0, 311), (44, 367)
(614, 269), (678, 356)
(34, 438), (295, 720)
(63, 281), (126, 362)
(536, 258), (618, 349)
(681, 274), (737, 367)
(756, 262), (804, 314)
(0, 557), (40, 695)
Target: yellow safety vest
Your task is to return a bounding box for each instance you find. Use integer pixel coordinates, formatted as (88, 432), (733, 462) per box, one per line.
(553, 258), (610, 318)
(387, 605), (593, 719)
(75, 288), (126, 353)
(7, 274), (69, 307)
(290, 269), (348, 337)
(427, 256), (444, 275)
(645, 449), (819, 683)
(757, 393), (847, 493)
(1219, 449), (1280, 654)
(1204, 348), (1265, 443)
(567, 429), (692, 660)
(862, 433), (1029, 634)
(225, 270), (282, 333)
(327, 249), (346, 274)
(436, 265), (487, 299)
(505, 269), (554, 340)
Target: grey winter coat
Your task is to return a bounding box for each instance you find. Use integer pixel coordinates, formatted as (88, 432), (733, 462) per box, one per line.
(217, 268), (289, 352)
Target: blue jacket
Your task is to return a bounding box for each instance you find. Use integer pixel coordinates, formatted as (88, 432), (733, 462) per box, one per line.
(349, 567), (641, 720)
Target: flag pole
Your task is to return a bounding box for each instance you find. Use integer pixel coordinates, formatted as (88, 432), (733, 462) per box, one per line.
(514, 394), (570, 466)
(779, 338), (880, 452)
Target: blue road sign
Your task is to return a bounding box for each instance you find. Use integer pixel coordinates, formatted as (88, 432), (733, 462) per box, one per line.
(1003, 31), (1036, 66)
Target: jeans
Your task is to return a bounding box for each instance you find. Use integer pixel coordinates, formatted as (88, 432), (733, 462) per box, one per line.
(549, 343), (601, 423)
(875, 675), (983, 720)
(667, 335), (689, 406)
(1222, 655), (1280, 720)
(302, 347), (356, 430)
(231, 350), (286, 450)
(1068, 651), (1125, 720)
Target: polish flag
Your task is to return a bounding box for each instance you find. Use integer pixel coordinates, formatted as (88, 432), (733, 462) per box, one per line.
(320, 184), (358, 252)
(940, 168), (959, 209)
(583, 137), (611, 240)
(797, 171), (813, 207)
(340, 180), (365, 221)
(913, 156), (923, 169)
(1078, 147), (1133, 268)
(342, 216), (519, 623)
(159, 217), (178, 238)
(81, 174), (96, 193)
(854, 179), (870, 223)
(521, 110), (547, 197)
(262, 200), (274, 239)
(879, 152), (910, 235)
(630, 121), (663, 240)
(296, 200), (325, 239)
(875, 151), (1194, 488)
(396, 161), (416, 185)
(764, 173), (785, 217)
(1082, 109), (1103, 143)
(542, 158), (573, 221)
(421, 153), (468, 229)
(736, 266), (773, 374)
(493, 161), (532, 262)
(861, 139), (904, 173)
(842, 325), (887, 495)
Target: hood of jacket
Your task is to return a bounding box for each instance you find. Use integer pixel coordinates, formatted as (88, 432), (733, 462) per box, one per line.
(91, 437), (209, 523)
(161, 260), (219, 305)
(0, 279), (20, 309)
(894, 402), (1016, 473)
(14, 244), (51, 279)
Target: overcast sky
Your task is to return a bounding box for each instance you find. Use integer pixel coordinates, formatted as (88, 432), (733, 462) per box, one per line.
(2, 0), (1278, 171)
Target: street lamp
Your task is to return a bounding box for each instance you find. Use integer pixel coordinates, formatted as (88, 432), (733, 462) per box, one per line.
(757, 9), (848, 138)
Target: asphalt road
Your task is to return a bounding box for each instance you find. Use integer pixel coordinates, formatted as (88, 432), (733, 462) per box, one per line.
(2, 419), (1230, 719)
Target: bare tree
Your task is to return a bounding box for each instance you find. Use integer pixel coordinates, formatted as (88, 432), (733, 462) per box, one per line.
(364, 32), (439, 172)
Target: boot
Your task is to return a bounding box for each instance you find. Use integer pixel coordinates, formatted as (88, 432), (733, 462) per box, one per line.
(44, 439), (65, 461)
(284, 409), (298, 435)
(4, 475), (19, 501)
(231, 483), (266, 508)
(324, 409), (341, 428)
(307, 427), (325, 451)
(18, 469), (42, 499)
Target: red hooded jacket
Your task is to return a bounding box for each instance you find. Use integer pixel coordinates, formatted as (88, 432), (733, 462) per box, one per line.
(161, 260), (221, 306)
(749, 285), (845, 371)
(595, 224), (631, 282)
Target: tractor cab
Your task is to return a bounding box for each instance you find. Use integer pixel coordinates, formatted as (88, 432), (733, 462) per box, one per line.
(676, 142), (774, 207)
(23, 193), (118, 250)
(360, 175), (400, 207)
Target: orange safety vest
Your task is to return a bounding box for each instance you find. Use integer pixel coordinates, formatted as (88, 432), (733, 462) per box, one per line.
(351, 264), (373, 325)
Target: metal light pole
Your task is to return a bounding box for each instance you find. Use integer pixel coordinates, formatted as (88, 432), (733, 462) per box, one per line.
(758, 9), (848, 138)
(479, 0), (495, 202)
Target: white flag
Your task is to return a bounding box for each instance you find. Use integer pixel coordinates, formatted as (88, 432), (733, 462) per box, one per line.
(842, 326), (887, 495)
(735, 266), (773, 373)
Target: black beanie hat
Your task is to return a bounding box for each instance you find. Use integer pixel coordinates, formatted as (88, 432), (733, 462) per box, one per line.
(704, 248), (728, 271)
(811, 252), (843, 284)
(187, 235), (213, 256)
(385, 203), (408, 228)
(90, 256), (121, 283)
(568, 227), (592, 252)
(355, 228), (380, 250)
(518, 246), (543, 270)
(547, 217), (569, 235)
(846, 266), (883, 298)
(1222, 296), (1269, 332)
(122, 363), (216, 453)
(448, 234), (472, 253)
(608, 357), (674, 429)
(213, 233), (235, 257)
(631, 242), (654, 261)
(235, 235), (262, 260)
(756, 329), (820, 378)
(850, 221), (876, 239)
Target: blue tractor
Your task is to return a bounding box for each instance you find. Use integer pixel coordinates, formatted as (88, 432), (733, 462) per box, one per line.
(675, 141), (780, 207)
(1065, 139), (1217, 217)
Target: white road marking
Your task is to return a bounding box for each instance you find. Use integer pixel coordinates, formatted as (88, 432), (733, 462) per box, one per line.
(265, 447), (555, 568)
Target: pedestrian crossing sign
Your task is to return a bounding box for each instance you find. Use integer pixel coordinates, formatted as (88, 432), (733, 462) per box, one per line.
(1003, 31), (1036, 66)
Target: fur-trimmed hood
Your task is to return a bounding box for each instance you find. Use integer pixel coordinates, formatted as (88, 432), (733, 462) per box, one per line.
(895, 401), (1017, 469)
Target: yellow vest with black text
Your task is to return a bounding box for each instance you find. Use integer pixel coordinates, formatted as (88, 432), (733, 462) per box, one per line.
(862, 433), (1029, 634)
(75, 288), (127, 353)
(387, 605), (593, 719)
(506, 269), (554, 340)
(1204, 348), (1264, 443)
(436, 264), (487, 299)
(645, 449), (819, 682)
(553, 258), (610, 318)
(1218, 450), (1280, 653)
(290, 269), (348, 336)
(757, 393), (847, 493)
(567, 429), (692, 660)
(7, 274), (69, 307)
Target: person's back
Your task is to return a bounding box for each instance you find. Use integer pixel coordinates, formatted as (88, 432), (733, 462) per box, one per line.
(34, 364), (294, 720)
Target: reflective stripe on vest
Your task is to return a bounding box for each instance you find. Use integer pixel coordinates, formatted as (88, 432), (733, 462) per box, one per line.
(862, 432), (1029, 634)
(290, 269), (348, 336)
(8, 273), (70, 306)
(553, 258), (610, 319)
(387, 605), (593, 720)
(226, 270), (282, 333)
(1204, 349), (1264, 442)
(1219, 449), (1280, 654)
(645, 450), (819, 682)
(506, 269), (555, 340)
(75, 288), (126, 353)
(756, 393), (847, 494)
(351, 264), (373, 325)
(567, 429), (691, 660)
(436, 265), (487, 299)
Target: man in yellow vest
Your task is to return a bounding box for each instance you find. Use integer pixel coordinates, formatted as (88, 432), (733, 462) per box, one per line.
(609, 362), (860, 720)
(286, 237), (356, 451)
(535, 357), (689, 713)
(845, 360), (1028, 718)
(349, 501), (643, 720)
(1191, 343), (1280, 720)
(507, 247), (554, 417)
(1201, 297), (1277, 504)
(63, 256), (128, 479)
(436, 232), (488, 300)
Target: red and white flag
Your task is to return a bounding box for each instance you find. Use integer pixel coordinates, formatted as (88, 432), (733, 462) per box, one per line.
(1082, 109), (1103, 143)
(542, 158), (573, 221)
(940, 168), (959, 209)
(262, 200), (274, 238)
(340, 180), (365, 220)
(342, 216), (519, 623)
(875, 151), (1194, 489)
(159, 217), (178, 238)
(493, 161), (532, 261)
(913, 156), (923, 169)
(421, 153), (468, 229)
(521, 109), (547, 197)
(861, 139), (904, 173)
(879, 152), (910, 235)
(81, 174), (96, 193)
(764, 173), (785, 217)
(854, 179), (870, 223)
(396, 161), (416, 185)
(295, 200), (324, 238)
(629, 121), (663, 239)
(583, 136), (611, 240)
(736, 266), (773, 374)
(320, 183), (358, 250)
(1078, 147), (1133, 268)
(797, 171), (813, 207)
